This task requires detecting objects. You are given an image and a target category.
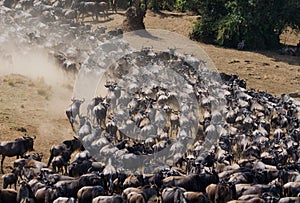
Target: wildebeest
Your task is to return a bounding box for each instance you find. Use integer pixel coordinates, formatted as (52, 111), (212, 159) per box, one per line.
(77, 185), (107, 203)
(161, 187), (186, 203)
(16, 180), (36, 203)
(278, 197), (300, 203)
(0, 188), (17, 203)
(47, 144), (69, 167)
(54, 173), (105, 198)
(92, 194), (125, 203)
(87, 97), (104, 118)
(66, 98), (85, 131)
(3, 0), (18, 8)
(51, 150), (72, 174)
(2, 168), (18, 189)
(127, 191), (146, 203)
(23, 152), (43, 162)
(0, 135), (36, 173)
(47, 138), (83, 170)
(122, 185), (158, 202)
(62, 137), (84, 153)
(93, 102), (107, 127)
(54, 52), (78, 74)
(237, 40), (245, 50)
(75, 1), (109, 22)
(183, 191), (207, 203)
(283, 181), (300, 197)
(35, 186), (62, 203)
(68, 159), (93, 177)
(279, 44), (300, 56)
(206, 182), (236, 203)
(53, 197), (76, 203)
(19, 0), (34, 10)
(162, 171), (219, 192)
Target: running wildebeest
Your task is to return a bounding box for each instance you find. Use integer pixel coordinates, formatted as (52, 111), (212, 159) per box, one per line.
(66, 98), (85, 131)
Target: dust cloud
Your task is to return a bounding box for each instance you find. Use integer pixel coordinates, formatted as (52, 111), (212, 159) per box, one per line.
(0, 42), (74, 118)
(1, 47), (66, 85)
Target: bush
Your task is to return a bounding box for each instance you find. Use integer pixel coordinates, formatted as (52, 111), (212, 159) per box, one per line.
(148, 0), (174, 11)
(148, 0), (189, 12)
(148, 0), (201, 13)
(190, 0), (300, 50)
(174, 0), (186, 12)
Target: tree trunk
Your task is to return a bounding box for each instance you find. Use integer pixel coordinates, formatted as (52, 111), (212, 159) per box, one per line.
(122, 6), (146, 32)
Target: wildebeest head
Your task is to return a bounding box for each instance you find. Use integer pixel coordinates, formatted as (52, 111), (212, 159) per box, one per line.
(71, 97), (85, 104)
(21, 135), (36, 151)
(80, 173), (105, 187)
(62, 136), (84, 153)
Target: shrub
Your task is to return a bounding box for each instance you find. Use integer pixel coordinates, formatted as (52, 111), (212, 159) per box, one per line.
(174, 0), (186, 12)
(190, 0), (300, 50)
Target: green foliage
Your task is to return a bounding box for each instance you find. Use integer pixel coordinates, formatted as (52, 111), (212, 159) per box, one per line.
(148, 0), (175, 11)
(190, 0), (300, 49)
(183, 0), (202, 13)
(147, 0), (201, 12)
(173, 0), (186, 12)
(148, 0), (193, 12)
(160, 0), (175, 11)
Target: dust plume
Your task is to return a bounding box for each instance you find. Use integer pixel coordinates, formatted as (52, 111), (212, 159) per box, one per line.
(0, 42), (74, 117)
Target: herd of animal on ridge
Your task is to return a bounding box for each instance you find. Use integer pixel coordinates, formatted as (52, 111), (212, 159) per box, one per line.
(0, 0), (300, 202)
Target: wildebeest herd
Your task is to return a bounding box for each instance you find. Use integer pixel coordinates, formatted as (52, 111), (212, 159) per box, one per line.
(2, 0), (118, 22)
(1, 1), (300, 203)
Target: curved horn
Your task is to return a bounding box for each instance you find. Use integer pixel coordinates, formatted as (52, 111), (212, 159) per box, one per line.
(81, 98), (85, 102)
(71, 97), (75, 101)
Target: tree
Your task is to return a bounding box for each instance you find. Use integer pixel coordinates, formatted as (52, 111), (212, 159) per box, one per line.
(122, 1), (146, 32)
(190, 0), (300, 49)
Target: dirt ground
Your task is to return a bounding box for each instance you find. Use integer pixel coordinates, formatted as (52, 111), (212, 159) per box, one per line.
(0, 10), (299, 177)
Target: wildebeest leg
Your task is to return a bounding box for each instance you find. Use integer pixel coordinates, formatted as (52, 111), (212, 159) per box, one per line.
(75, 10), (79, 23)
(105, 9), (109, 19)
(96, 12), (99, 22)
(71, 123), (75, 133)
(108, 174), (114, 195)
(81, 11), (85, 22)
(111, 0), (117, 13)
(1, 155), (5, 173)
(64, 165), (68, 175)
(66, 110), (75, 131)
(101, 118), (105, 129)
(47, 154), (54, 167)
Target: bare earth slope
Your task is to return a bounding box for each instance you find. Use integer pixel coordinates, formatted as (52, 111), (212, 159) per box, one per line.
(0, 10), (299, 175)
